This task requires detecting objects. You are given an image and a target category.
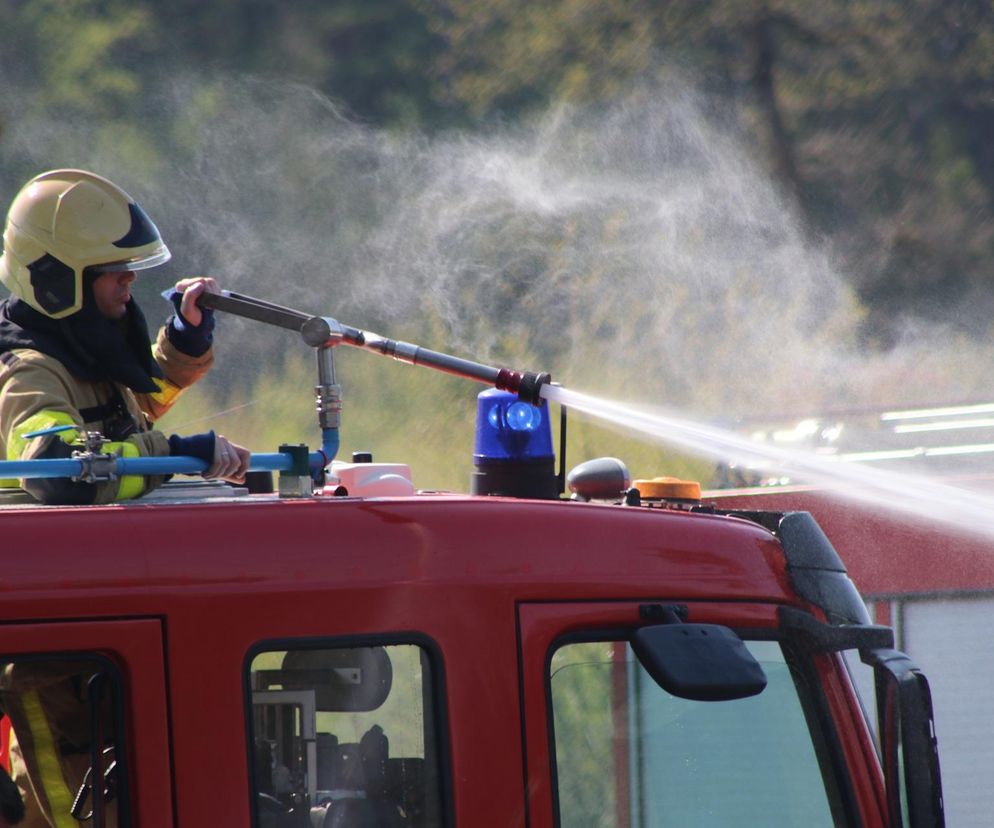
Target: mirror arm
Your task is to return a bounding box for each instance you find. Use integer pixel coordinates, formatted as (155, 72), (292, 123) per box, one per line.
(779, 606), (894, 655)
(638, 603), (688, 624)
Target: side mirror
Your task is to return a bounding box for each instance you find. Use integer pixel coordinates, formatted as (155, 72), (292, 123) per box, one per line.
(632, 610), (767, 702)
(863, 648), (944, 827)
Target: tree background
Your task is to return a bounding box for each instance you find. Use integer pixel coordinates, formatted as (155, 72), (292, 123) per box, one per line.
(2, 0), (993, 489)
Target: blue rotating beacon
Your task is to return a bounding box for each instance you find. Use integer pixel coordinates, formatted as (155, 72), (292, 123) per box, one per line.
(471, 388), (558, 499)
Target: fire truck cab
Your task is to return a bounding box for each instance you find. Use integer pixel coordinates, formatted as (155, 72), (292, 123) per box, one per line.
(0, 294), (945, 827)
(0, 467), (942, 827)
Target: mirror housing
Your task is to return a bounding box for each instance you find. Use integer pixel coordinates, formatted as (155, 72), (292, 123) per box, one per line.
(632, 607), (767, 702)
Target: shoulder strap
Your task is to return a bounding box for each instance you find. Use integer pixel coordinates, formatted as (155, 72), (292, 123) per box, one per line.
(80, 385), (139, 440)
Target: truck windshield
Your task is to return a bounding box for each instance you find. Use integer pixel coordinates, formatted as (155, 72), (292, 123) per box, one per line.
(550, 639), (841, 827)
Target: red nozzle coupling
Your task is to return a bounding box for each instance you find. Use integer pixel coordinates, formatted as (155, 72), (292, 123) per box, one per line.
(495, 368), (523, 394)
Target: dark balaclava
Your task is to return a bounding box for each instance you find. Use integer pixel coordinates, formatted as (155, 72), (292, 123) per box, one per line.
(0, 270), (164, 393)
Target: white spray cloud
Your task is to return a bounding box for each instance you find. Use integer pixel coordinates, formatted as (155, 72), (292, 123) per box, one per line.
(2, 73), (992, 424)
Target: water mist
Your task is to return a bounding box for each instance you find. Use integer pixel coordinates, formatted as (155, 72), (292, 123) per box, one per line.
(4, 74), (994, 502)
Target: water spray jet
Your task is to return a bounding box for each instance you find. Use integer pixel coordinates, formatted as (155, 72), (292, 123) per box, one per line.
(10, 282), (993, 533)
(541, 384), (994, 543)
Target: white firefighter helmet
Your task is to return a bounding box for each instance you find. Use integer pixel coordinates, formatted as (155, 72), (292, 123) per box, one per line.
(0, 169), (170, 319)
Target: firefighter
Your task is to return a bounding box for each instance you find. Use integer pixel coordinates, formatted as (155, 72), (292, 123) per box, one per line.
(0, 168), (250, 505)
(0, 661), (113, 828)
(0, 169), (253, 827)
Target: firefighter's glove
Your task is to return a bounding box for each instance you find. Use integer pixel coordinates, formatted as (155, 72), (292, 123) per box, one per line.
(169, 431), (215, 463)
(169, 431), (249, 483)
(163, 278), (216, 357)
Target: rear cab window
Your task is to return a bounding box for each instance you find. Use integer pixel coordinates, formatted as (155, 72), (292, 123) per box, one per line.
(246, 640), (446, 828)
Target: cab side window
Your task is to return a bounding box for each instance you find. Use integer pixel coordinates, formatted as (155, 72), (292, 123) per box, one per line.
(247, 642), (444, 828)
(550, 640), (841, 827)
(0, 655), (128, 828)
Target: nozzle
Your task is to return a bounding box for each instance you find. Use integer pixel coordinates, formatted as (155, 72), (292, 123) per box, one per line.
(517, 371), (552, 405)
(495, 369), (552, 406)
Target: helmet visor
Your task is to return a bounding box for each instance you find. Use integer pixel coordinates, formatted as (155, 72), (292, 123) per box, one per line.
(89, 244), (172, 273)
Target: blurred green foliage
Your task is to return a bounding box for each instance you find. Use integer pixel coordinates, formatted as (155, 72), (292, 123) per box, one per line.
(550, 644), (618, 827)
(3, 0), (994, 486)
(3, 0), (991, 323)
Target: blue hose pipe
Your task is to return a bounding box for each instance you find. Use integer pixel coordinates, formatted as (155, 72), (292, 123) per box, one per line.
(0, 451), (328, 481)
(321, 428), (340, 464)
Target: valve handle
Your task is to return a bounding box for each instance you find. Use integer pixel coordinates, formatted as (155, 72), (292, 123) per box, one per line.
(23, 424), (77, 439)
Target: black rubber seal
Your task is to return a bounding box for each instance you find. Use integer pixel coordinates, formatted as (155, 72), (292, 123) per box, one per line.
(515, 371), (551, 405)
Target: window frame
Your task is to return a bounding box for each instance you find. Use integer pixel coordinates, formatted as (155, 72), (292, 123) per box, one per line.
(0, 618), (172, 828)
(0, 650), (131, 827)
(242, 631), (453, 828)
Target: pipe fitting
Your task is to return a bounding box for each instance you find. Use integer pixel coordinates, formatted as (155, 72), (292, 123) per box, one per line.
(315, 383), (342, 430)
(301, 316), (345, 348)
(516, 371), (552, 406)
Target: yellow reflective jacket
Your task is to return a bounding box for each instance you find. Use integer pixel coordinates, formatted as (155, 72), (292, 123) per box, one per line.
(0, 325), (212, 503)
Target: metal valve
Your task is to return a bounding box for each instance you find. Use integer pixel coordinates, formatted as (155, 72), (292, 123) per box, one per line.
(71, 433), (118, 484)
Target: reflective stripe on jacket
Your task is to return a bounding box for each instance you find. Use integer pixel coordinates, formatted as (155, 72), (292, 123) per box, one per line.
(0, 325), (213, 503)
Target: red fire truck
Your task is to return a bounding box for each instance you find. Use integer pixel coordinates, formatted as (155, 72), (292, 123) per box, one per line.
(707, 479), (989, 827)
(0, 294), (944, 827)
(707, 403), (994, 826)
(0, 464), (945, 827)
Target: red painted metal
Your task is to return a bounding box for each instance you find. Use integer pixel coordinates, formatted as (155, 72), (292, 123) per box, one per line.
(0, 490), (891, 825)
(815, 650), (889, 824)
(703, 484), (994, 597)
(0, 716), (9, 774)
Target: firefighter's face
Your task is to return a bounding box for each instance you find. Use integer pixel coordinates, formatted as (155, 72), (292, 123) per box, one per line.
(92, 269), (137, 320)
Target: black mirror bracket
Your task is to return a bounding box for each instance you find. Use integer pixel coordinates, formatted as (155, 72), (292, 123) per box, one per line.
(779, 606), (894, 655)
(638, 603), (688, 624)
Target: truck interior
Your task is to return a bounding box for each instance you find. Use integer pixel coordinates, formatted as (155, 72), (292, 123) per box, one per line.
(248, 644), (443, 828)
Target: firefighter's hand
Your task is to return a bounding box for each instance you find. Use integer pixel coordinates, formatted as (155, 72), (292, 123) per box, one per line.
(174, 276), (220, 328)
(205, 435), (251, 483)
